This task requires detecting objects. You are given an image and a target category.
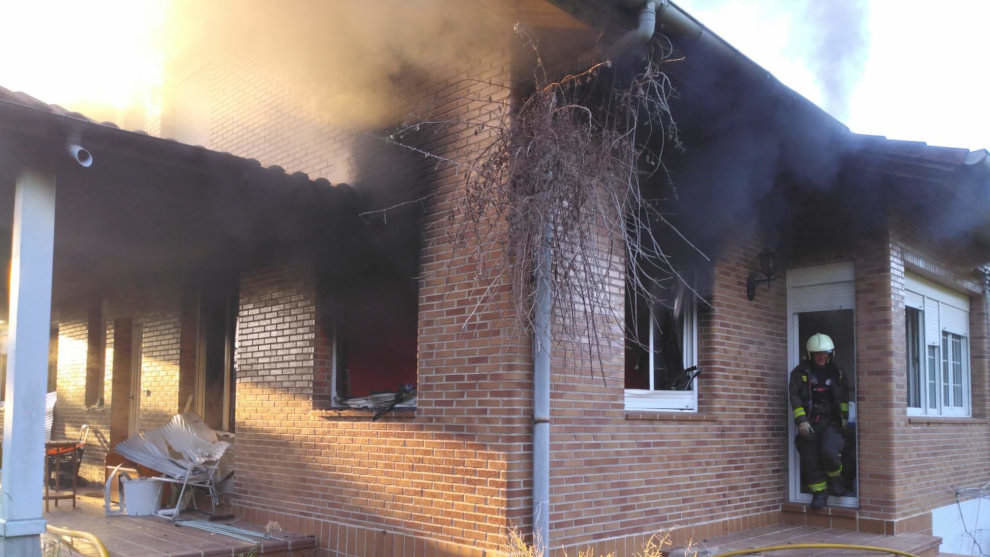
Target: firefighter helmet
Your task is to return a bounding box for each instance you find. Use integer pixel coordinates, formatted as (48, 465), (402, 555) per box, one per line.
(806, 333), (835, 357)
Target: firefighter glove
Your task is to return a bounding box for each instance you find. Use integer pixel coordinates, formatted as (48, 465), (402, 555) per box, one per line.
(798, 421), (814, 438)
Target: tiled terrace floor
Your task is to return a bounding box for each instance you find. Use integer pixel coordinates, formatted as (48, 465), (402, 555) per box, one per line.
(694, 524), (943, 557)
(41, 493), (953, 557)
(43, 490), (315, 557)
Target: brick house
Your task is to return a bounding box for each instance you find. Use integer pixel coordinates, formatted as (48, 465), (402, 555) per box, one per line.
(1, 1), (989, 556)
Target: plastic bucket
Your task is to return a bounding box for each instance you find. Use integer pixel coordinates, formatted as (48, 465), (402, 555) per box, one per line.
(121, 477), (162, 516)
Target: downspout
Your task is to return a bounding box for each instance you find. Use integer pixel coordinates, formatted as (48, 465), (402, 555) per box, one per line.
(984, 268), (990, 372)
(607, 1), (658, 60)
(532, 224), (551, 554)
(531, 3), (660, 554)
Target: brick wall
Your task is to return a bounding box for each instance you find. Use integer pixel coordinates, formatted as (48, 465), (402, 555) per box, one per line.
(136, 312), (182, 431)
(51, 316), (87, 441)
(551, 219), (788, 553)
(51, 313), (112, 480)
(49, 287), (186, 483)
(164, 54), (363, 185)
(28, 32), (988, 557)
(10, 306), (117, 482)
(233, 254), (517, 553)
(781, 217), (990, 530)
(144, 1), (986, 553)
(179, 1), (532, 552)
(546, 210), (986, 549)
(177, 3), (799, 553)
(850, 227), (900, 520)
(972, 273), (990, 420)
(885, 223), (990, 524)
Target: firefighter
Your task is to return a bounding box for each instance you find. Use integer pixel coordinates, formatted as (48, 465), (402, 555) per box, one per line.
(789, 332), (849, 509)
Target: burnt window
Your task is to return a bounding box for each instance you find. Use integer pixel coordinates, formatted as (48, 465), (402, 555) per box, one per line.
(323, 273), (417, 410)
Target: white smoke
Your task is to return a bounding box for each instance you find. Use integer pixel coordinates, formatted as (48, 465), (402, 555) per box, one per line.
(676, 0), (869, 123)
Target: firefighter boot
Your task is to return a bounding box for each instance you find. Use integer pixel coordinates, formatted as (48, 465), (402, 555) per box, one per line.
(828, 476), (848, 497)
(809, 488), (828, 510)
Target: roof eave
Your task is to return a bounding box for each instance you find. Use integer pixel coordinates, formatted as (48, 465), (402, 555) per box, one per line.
(546, 0), (848, 136)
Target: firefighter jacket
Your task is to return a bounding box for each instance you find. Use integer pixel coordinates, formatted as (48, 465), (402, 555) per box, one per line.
(788, 360), (849, 427)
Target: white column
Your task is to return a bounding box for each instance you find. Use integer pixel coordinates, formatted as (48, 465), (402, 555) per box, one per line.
(0, 168), (56, 557)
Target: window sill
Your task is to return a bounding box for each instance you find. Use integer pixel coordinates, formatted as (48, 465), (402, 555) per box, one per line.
(907, 416), (987, 426)
(625, 411), (716, 422)
(311, 407), (416, 420)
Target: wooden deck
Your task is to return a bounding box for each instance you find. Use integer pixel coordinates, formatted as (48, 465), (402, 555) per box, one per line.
(43, 492), (955, 557)
(692, 524), (944, 557)
(44, 490), (315, 557)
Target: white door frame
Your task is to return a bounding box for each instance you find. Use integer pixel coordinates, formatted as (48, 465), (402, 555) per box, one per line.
(786, 262), (858, 507)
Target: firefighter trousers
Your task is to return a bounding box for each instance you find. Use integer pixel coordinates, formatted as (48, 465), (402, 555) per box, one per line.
(795, 422), (844, 491)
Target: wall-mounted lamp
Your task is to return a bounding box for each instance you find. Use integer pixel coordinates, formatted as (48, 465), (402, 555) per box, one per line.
(746, 249), (776, 301)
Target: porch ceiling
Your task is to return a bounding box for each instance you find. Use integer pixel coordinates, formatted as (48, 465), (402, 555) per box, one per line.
(0, 89), (365, 304)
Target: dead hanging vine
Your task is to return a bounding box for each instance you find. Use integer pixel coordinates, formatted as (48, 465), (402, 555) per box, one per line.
(374, 27), (707, 374)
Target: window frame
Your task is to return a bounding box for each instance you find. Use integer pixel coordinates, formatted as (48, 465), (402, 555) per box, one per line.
(624, 294), (699, 412)
(905, 306), (923, 409)
(940, 330), (968, 417)
(904, 274), (971, 418)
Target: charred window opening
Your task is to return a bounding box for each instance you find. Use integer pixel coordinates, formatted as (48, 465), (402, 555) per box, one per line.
(319, 132), (424, 412)
(199, 286), (237, 432)
(624, 274), (698, 412)
(85, 303), (105, 408)
(323, 273), (417, 409)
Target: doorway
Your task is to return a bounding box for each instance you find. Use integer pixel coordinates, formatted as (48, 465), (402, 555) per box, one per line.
(787, 263), (858, 507)
(108, 318), (143, 463)
(195, 289), (236, 432)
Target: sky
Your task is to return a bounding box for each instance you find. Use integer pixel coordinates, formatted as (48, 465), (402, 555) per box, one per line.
(0, 0), (988, 150)
(678, 0), (990, 151)
(0, 0), (168, 131)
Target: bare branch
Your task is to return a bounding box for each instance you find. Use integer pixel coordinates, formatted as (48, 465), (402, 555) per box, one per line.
(377, 30), (705, 379)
